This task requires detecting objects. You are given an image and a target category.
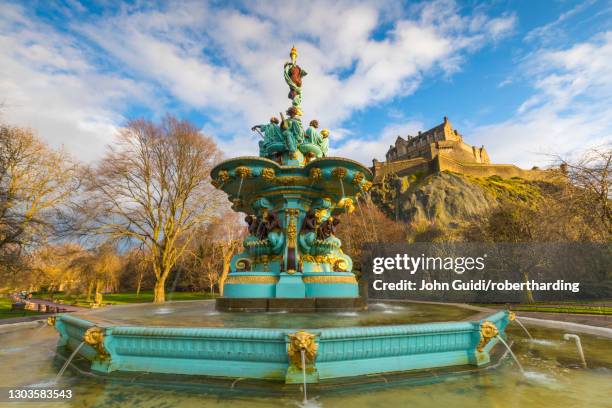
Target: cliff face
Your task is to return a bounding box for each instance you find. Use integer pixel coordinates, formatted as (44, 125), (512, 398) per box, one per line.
(371, 171), (543, 227)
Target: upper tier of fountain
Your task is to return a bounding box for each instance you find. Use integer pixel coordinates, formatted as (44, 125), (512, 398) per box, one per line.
(209, 47), (373, 303)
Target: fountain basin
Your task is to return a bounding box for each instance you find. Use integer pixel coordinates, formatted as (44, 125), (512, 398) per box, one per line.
(52, 305), (511, 384)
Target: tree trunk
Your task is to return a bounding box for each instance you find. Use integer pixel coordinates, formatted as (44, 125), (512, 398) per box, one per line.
(86, 281), (93, 302)
(153, 278), (166, 303)
(219, 261), (230, 297)
(136, 272), (142, 298)
(522, 271), (534, 303)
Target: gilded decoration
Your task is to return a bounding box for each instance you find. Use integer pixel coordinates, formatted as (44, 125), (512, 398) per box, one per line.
(302, 254), (329, 263)
(337, 197), (355, 214)
(287, 331), (318, 370)
(333, 258), (350, 271)
(225, 275), (279, 284)
(47, 316), (56, 326)
(309, 167), (322, 181)
(301, 255), (350, 271)
(235, 258), (252, 271)
(285, 209), (300, 246)
(352, 171), (364, 185)
(218, 170), (230, 182)
(332, 167), (347, 179)
(253, 254), (282, 263)
(302, 275), (356, 284)
(477, 321), (499, 352)
(362, 181), (373, 191)
(508, 312), (516, 321)
(261, 167), (276, 181)
(235, 166), (252, 178)
(274, 176), (310, 185)
(83, 326), (110, 360)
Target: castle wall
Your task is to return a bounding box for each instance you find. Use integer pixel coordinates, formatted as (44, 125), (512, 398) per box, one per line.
(434, 154), (556, 181)
(373, 153), (557, 183)
(372, 157), (431, 182)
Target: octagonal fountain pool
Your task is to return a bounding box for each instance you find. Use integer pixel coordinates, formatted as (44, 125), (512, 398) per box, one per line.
(47, 300), (514, 384)
(0, 300), (610, 408)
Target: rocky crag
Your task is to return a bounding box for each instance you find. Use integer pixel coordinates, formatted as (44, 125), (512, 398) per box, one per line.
(370, 171), (549, 228)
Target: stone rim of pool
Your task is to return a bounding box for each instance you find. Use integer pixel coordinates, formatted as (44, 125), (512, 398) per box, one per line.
(51, 301), (513, 384)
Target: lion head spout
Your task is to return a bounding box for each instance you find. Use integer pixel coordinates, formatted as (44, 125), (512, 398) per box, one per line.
(287, 331), (318, 370)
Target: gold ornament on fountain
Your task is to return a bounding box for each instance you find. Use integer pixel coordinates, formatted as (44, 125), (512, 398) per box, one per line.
(47, 316), (56, 326)
(261, 167), (276, 181)
(508, 311), (516, 321)
(309, 167), (322, 181)
(352, 171), (364, 186)
(287, 331), (318, 370)
(338, 197), (355, 213)
(218, 170), (230, 182)
(290, 45), (298, 63)
(83, 326), (110, 360)
(332, 167), (347, 179)
(477, 321), (499, 352)
(362, 181), (373, 192)
(235, 166), (252, 178)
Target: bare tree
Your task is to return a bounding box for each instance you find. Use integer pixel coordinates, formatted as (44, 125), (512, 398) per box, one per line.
(210, 212), (243, 296)
(83, 116), (224, 303)
(0, 125), (79, 284)
(69, 244), (122, 302)
(557, 145), (612, 236)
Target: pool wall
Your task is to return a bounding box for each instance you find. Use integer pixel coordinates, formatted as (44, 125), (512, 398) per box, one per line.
(54, 310), (511, 383)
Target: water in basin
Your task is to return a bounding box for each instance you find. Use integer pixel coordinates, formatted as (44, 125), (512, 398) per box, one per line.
(68, 300), (476, 328)
(1, 303), (610, 408)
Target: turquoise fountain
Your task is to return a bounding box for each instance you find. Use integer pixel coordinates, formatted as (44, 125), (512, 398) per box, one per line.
(52, 47), (513, 385)
(212, 46), (371, 310)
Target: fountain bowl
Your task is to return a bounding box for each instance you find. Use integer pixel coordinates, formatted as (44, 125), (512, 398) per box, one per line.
(51, 301), (512, 384)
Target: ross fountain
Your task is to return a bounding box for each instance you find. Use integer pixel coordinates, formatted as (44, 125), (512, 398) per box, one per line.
(51, 47), (515, 385)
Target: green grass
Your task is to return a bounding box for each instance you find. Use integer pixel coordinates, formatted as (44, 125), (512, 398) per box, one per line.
(0, 297), (44, 320)
(476, 302), (611, 315)
(36, 290), (217, 307)
(508, 305), (611, 315)
(463, 174), (543, 205)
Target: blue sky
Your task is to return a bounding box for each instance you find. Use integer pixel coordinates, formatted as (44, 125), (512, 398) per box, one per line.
(1, 0), (611, 167)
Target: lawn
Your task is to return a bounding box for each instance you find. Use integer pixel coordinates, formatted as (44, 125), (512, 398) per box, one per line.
(477, 301), (611, 315)
(36, 290), (217, 307)
(0, 297), (44, 319)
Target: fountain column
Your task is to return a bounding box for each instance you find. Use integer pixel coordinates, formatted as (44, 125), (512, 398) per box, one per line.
(276, 206), (306, 297)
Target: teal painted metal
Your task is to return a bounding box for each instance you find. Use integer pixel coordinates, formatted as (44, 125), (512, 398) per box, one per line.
(211, 156), (372, 300)
(54, 310), (512, 383)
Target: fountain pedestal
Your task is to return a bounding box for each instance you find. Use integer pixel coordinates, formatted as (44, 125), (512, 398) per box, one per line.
(276, 273), (306, 298)
(211, 156), (371, 311)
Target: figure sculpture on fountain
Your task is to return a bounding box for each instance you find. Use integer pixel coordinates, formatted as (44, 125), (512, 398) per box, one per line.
(253, 117), (282, 156)
(284, 45), (307, 115)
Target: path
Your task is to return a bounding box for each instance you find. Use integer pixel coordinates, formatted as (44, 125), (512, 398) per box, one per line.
(0, 298), (87, 326)
(26, 298), (85, 313)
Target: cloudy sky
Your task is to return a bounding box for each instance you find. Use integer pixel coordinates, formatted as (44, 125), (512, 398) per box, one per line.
(1, 0), (611, 167)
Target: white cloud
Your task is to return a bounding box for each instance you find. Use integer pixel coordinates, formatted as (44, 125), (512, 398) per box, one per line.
(471, 31), (612, 168)
(480, 13), (518, 42)
(0, 3), (156, 161)
(76, 0), (516, 155)
(1, 0), (520, 162)
(330, 119), (423, 165)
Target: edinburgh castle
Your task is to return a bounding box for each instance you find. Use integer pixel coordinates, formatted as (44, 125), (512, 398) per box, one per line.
(372, 116), (555, 183)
